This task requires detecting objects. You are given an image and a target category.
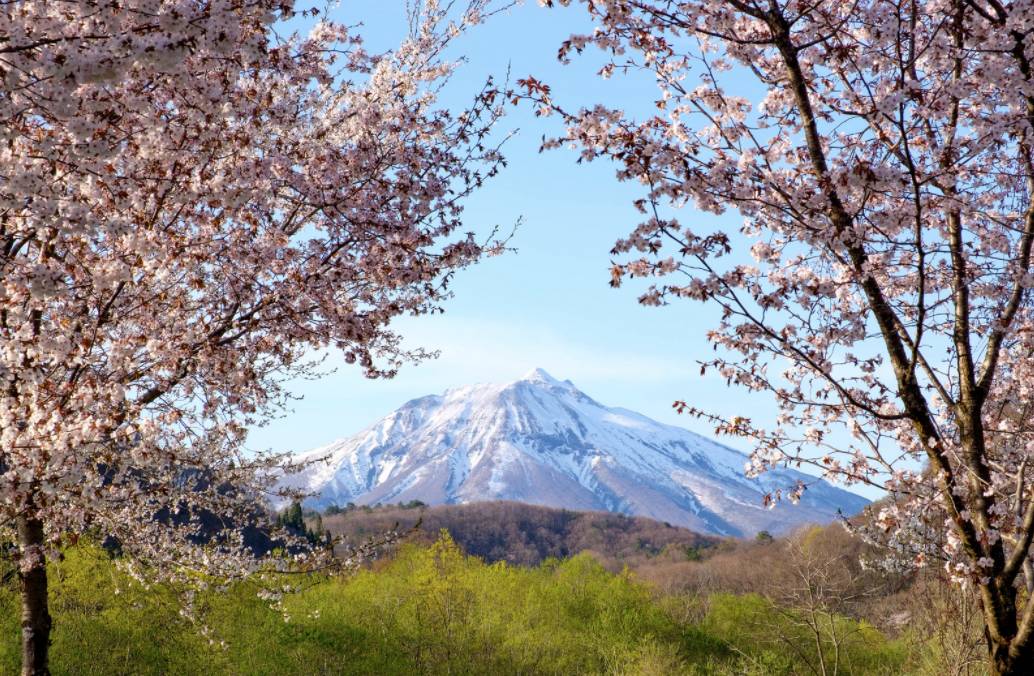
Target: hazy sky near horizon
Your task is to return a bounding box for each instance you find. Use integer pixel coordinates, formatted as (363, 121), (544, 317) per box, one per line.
(247, 2), (876, 499)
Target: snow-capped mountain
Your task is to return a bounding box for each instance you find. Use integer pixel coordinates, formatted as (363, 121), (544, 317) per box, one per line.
(281, 369), (868, 536)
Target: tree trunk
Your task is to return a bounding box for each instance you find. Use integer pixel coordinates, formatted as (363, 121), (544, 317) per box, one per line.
(991, 649), (1020, 676)
(989, 640), (1034, 676)
(16, 516), (51, 676)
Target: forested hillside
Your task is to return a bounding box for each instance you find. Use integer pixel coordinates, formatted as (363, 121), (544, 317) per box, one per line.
(318, 501), (986, 673)
(321, 500), (719, 567)
(0, 535), (924, 675)
(0, 499), (987, 674)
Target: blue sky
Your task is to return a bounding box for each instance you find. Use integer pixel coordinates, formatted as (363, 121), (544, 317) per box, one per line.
(248, 1), (873, 498)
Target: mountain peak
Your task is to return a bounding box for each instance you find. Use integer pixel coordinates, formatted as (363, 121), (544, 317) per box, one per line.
(520, 367), (561, 384)
(283, 373), (869, 537)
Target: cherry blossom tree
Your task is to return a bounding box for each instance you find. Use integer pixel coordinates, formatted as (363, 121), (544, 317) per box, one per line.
(0, 1), (510, 673)
(526, 0), (1034, 672)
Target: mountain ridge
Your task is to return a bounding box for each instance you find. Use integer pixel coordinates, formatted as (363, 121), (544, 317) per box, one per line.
(282, 369), (868, 536)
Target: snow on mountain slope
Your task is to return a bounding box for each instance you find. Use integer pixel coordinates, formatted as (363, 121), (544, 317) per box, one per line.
(280, 368), (868, 536)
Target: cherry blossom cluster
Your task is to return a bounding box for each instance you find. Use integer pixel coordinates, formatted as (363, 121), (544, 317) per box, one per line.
(527, 0), (1034, 662)
(0, 0), (509, 592)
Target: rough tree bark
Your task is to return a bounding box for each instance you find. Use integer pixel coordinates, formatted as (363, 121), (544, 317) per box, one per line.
(16, 515), (51, 676)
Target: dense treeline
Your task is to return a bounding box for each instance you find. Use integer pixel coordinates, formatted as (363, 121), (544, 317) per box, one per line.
(321, 500), (719, 568)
